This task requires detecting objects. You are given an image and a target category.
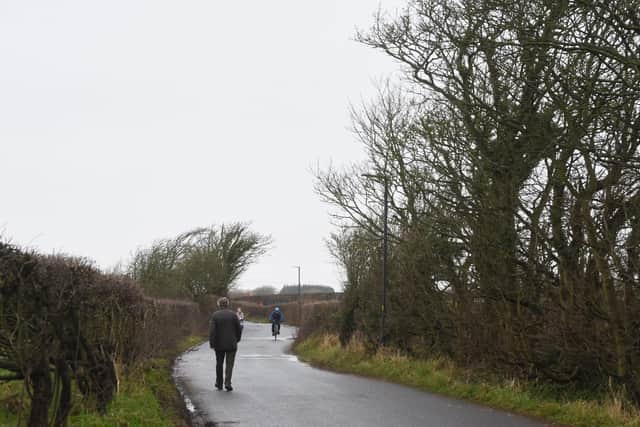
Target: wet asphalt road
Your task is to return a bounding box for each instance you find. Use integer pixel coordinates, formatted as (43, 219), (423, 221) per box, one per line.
(173, 322), (552, 427)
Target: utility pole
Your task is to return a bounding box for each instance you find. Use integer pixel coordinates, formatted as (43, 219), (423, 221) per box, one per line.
(293, 265), (301, 324)
(382, 176), (388, 346)
(362, 172), (389, 346)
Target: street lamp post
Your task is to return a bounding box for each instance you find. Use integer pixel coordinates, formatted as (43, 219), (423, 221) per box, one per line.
(293, 265), (301, 323)
(362, 173), (389, 346)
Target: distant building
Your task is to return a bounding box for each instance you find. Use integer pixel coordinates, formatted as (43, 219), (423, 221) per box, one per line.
(279, 285), (335, 295)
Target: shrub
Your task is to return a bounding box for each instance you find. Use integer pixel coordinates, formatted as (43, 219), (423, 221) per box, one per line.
(295, 301), (341, 342)
(0, 242), (201, 427)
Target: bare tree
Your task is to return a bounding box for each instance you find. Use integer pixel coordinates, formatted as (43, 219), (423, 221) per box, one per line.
(317, 0), (640, 401)
(130, 223), (272, 300)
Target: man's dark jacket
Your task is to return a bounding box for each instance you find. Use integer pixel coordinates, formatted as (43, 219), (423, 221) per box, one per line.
(209, 309), (242, 352)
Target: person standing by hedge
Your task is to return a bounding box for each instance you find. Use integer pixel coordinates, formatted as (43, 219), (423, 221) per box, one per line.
(209, 297), (242, 391)
(236, 306), (245, 327)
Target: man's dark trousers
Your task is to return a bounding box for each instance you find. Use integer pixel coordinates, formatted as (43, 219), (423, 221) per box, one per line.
(215, 350), (236, 387)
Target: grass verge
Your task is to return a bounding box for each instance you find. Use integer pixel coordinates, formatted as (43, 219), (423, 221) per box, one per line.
(0, 335), (205, 426)
(294, 334), (640, 427)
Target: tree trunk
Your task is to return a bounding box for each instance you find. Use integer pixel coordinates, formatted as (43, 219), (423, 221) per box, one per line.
(53, 359), (72, 427)
(28, 356), (52, 427)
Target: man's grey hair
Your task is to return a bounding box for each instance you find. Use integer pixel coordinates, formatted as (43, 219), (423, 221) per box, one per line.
(217, 297), (230, 308)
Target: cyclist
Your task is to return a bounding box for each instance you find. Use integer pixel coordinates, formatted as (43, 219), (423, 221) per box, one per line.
(269, 306), (285, 336)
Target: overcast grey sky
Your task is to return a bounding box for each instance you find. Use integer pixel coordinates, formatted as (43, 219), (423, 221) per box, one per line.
(0, 0), (405, 290)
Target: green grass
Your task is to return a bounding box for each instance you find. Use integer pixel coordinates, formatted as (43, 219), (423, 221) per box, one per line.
(68, 378), (170, 427)
(295, 334), (640, 427)
(0, 335), (206, 427)
(0, 379), (25, 426)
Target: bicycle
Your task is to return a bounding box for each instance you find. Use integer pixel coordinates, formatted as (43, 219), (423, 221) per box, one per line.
(271, 322), (280, 341)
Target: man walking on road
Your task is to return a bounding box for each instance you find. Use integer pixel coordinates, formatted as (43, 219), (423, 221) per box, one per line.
(209, 297), (242, 391)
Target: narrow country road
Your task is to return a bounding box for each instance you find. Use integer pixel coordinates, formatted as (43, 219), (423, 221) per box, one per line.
(173, 322), (553, 427)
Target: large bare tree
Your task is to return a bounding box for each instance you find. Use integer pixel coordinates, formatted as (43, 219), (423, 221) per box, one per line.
(317, 0), (640, 400)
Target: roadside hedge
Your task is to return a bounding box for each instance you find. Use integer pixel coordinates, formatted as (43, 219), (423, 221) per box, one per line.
(0, 241), (201, 427)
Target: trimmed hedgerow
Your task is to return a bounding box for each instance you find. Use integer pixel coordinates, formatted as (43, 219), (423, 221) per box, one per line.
(0, 241), (201, 427)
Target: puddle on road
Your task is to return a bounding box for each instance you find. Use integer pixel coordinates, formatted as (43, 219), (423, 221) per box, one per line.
(237, 354), (300, 362)
(172, 366), (196, 414)
(183, 393), (196, 413)
(172, 361), (212, 425)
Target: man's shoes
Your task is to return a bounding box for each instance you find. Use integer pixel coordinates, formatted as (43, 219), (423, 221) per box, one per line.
(215, 383), (222, 390)
(225, 385), (233, 391)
